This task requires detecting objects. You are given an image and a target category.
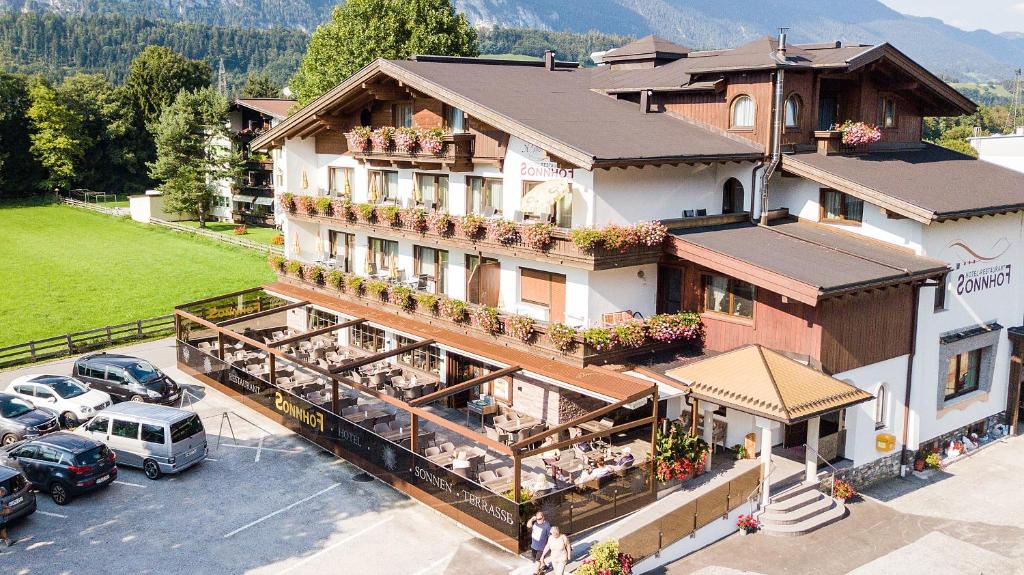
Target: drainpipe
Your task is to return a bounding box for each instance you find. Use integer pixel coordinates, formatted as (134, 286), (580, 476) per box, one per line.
(899, 280), (936, 476)
(758, 29), (788, 225)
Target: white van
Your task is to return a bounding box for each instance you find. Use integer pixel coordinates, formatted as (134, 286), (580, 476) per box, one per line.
(76, 403), (207, 480)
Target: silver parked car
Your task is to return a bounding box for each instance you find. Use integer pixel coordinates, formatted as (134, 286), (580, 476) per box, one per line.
(75, 403), (206, 480)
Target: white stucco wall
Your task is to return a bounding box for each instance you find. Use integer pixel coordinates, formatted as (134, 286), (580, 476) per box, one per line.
(832, 355), (909, 466)
(970, 133), (1024, 174)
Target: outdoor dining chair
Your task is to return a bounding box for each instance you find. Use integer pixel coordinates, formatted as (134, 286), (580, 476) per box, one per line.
(478, 470), (497, 483)
(494, 466), (513, 478)
(373, 423), (391, 435)
(424, 446), (441, 458)
(402, 386), (423, 402)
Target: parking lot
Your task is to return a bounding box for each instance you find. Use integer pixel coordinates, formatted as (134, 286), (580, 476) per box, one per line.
(0, 338), (530, 575)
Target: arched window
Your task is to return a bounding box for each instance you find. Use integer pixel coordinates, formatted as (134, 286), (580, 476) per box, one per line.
(785, 94), (801, 128)
(730, 95), (755, 129)
(722, 178), (744, 214)
(874, 384), (888, 429)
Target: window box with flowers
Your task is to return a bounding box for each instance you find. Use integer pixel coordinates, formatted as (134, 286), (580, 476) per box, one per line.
(473, 306), (501, 334)
(489, 219), (519, 245)
(370, 126), (395, 151)
(458, 214), (486, 239)
(393, 127), (418, 153)
(280, 192), (295, 213)
(295, 195), (316, 216)
(427, 210), (454, 237)
(505, 314), (535, 343)
(346, 126), (372, 152)
(402, 207), (428, 233)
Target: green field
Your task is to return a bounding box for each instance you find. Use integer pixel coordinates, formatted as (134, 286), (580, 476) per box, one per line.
(0, 199), (275, 348)
(177, 220), (282, 245)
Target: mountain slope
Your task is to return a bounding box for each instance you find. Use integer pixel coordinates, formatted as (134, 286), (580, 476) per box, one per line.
(1, 0), (1021, 80)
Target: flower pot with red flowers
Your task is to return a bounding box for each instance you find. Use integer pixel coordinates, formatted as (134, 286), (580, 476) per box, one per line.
(832, 478), (855, 502)
(736, 514), (759, 534)
(655, 421), (709, 483)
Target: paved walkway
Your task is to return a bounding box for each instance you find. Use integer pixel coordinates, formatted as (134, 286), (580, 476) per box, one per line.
(660, 435), (1024, 575)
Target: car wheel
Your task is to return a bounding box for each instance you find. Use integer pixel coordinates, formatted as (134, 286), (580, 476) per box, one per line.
(60, 412), (79, 428)
(0, 434), (17, 446)
(143, 459), (161, 480)
(130, 395), (145, 403)
(50, 481), (70, 505)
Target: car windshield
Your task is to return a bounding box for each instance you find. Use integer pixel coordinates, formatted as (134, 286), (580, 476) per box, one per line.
(48, 378), (87, 399)
(0, 396), (34, 419)
(76, 445), (111, 465)
(170, 414), (204, 443)
(125, 361), (162, 384)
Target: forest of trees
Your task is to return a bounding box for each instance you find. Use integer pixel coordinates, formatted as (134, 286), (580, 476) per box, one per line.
(476, 27), (634, 65)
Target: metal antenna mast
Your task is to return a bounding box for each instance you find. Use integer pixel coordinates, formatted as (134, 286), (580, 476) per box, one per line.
(1007, 68), (1022, 132)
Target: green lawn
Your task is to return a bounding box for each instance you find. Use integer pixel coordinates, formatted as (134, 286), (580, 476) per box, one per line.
(177, 220), (282, 245)
(0, 199), (275, 348)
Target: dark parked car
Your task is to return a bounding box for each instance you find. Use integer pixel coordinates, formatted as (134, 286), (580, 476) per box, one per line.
(0, 393), (60, 446)
(72, 353), (181, 405)
(0, 465), (35, 524)
(1, 432), (116, 505)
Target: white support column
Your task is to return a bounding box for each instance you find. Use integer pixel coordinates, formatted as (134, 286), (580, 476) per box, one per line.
(703, 403), (719, 470)
(755, 416), (778, 506)
(805, 416), (821, 484)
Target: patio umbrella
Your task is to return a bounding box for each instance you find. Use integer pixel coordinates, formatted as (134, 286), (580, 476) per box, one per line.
(521, 179), (571, 215)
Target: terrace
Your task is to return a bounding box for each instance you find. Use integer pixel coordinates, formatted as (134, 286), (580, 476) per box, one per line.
(174, 288), (668, 551)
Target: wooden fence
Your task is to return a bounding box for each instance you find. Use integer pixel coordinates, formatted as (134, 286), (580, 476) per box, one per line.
(617, 464), (762, 561)
(150, 218), (283, 255)
(0, 315), (175, 369)
(61, 196), (127, 216)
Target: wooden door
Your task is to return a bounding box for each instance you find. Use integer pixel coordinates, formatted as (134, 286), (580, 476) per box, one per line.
(478, 261), (500, 307)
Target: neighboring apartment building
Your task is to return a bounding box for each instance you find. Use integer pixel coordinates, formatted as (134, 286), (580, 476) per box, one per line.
(210, 98), (295, 224)
(250, 33), (1024, 492)
(971, 127), (1024, 173)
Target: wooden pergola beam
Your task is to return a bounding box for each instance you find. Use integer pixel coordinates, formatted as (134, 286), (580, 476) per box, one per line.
(410, 366), (521, 407)
(519, 416), (656, 459)
(215, 300), (309, 327)
(269, 318), (365, 347)
(510, 387), (654, 450)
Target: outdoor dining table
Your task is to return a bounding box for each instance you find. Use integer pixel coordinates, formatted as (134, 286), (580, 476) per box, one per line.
(346, 409), (389, 424)
(576, 420), (612, 434)
(381, 428), (412, 442)
(495, 419), (539, 434)
(427, 452), (456, 467)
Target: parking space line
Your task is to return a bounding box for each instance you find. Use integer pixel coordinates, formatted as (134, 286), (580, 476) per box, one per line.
(409, 551), (456, 575)
(113, 480), (145, 488)
(275, 516), (394, 575)
(223, 482), (342, 539)
(36, 511), (68, 519)
(219, 443), (303, 454)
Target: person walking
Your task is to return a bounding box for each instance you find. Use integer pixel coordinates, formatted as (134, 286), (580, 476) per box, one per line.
(541, 525), (571, 575)
(526, 511), (551, 573)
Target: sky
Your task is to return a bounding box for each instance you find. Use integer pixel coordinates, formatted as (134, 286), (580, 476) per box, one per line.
(880, 0), (1024, 34)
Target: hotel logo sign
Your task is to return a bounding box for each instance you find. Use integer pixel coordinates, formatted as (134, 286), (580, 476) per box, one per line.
(412, 465), (515, 526)
(946, 239), (1013, 296)
(273, 391), (324, 432)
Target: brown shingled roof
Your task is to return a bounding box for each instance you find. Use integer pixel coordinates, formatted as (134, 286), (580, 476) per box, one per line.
(783, 144), (1024, 221)
(665, 345), (874, 423)
(602, 35), (692, 61)
(235, 98), (295, 119)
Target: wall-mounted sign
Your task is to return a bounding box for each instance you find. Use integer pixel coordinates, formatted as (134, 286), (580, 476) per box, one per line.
(945, 239), (1013, 296)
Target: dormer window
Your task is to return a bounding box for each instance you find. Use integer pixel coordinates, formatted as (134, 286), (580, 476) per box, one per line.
(879, 96), (896, 129)
(730, 95), (755, 130)
(784, 95), (801, 128)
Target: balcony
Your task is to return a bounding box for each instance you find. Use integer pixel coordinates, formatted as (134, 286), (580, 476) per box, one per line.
(281, 200), (666, 271)
(346, 131), (477, 172)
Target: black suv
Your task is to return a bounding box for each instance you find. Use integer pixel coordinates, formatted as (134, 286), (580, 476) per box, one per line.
(1, 432), (117, 505)
(73, 353), (181, 405)
(0, 393), (60, 446)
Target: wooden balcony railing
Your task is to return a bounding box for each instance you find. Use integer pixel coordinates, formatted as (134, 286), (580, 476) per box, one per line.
(346, 132), (476, 171)
(285, 207), (665, 271)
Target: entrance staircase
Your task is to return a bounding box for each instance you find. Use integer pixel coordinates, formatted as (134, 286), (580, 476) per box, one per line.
(757, 482), (847, 536)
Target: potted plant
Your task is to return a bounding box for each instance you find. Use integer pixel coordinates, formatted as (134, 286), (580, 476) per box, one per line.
(280, 192), (295, 212)
(489, 219), (519, 245)
(414, 292), (440, 314)
(913, 456), (926, 472)
(732, 444), (748, 460)
(325, 270), (345, 291)
(837, 120), (882, 151)
(505, 314), (535, 343)
(439, 297), (469, 323)
(378, 205), (401, 226)
(390, 285), (415, 310)
(521, 222), (554, 250)
(346, 126), (372, 152)
(370, 126), (395, 151)
(314, 196), (333, 216)
(635, 220), (669, 247)
(402, 207), (428, 233)
(473, 306), (501, 334)
(267, 254), (285, 272)
(655, 421), (709, 482)
(736, 514), (759, 535)
(394, 127), (418, 153)
(548, 323), (578, 353)
(570, 227), (603, 251)
(458, 213), (485, 239)
(428, 210), (454, 236)
(233, 225), (248, 235)
(581, 327), (614, 352)
(295, 195), (316, 216)
(601, 223), (638, 252)
(345, 274), (365, 296)
(419, 128), (445, 155)
(355, 203), (376, 223)
(832, 478), (855, 502)
(270, 234), (284, 246)
(925, 452), (942, 470)
(646, 312), (704, 344)
(611, 319), (646, 349)
(284, 260), (303, 278)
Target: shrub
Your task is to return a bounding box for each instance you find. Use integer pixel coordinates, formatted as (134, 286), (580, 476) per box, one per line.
(394, 127), (418, 153)
(570, 227), (603, 251)
(635, 220), (668, 247)
(365, 279), (388, 300)
(646, 312), (703, 343)
(284, 260), (303, 278)
(505, 314), (535, 343)
(270, 234), (285, 245)
(428, 211), (454, 236)
(378, 205), (401, 226)
(402, 208), (428, 233)
(280, 192), (295, 212)
(611, 319), (646, 348)
(440, 297), (468, 322)
(326, 270), (345, 290)
(370, 126), (395, 150)
(458, 213), (485, 238)
(521, 223), (554, 250)
(267, 254), (285, 272)
(295, 195), (316, 216)
(575, 540), (634, 575)
(233, 225), (248, 235)
(474, 306), (501, 334)
(314, 196), (333, 216)
(581, 327), (614, 351)
(345, 274), (365, 295)
(414, 292), (440, 313)
(489, 219), (519, 245)
(390, 285), (415, 310)
(356, 203), (376, 222)
(419, 128), (444, 155)
(548, 323), (578, 353)
(304, 265), (326, 285)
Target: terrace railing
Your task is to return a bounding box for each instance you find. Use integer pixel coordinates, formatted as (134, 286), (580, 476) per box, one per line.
(0, 315), (175, 368)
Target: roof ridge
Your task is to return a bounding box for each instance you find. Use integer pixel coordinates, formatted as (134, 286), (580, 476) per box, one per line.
(762, 221), (916, 278)
(758, 346), (791, 419)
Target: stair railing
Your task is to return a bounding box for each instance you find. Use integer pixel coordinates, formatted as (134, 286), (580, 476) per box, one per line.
(746, 459), (777, 514)
(803, 443), (842, 499)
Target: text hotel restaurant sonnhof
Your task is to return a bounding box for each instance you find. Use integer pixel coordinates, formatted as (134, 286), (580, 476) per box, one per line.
(176, 31), (1024, 551)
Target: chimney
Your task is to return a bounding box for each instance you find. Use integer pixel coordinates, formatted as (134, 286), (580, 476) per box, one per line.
(544, 50), (556, 71)
(640, 90), (651, 114)
(776, 27), (788, 59)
